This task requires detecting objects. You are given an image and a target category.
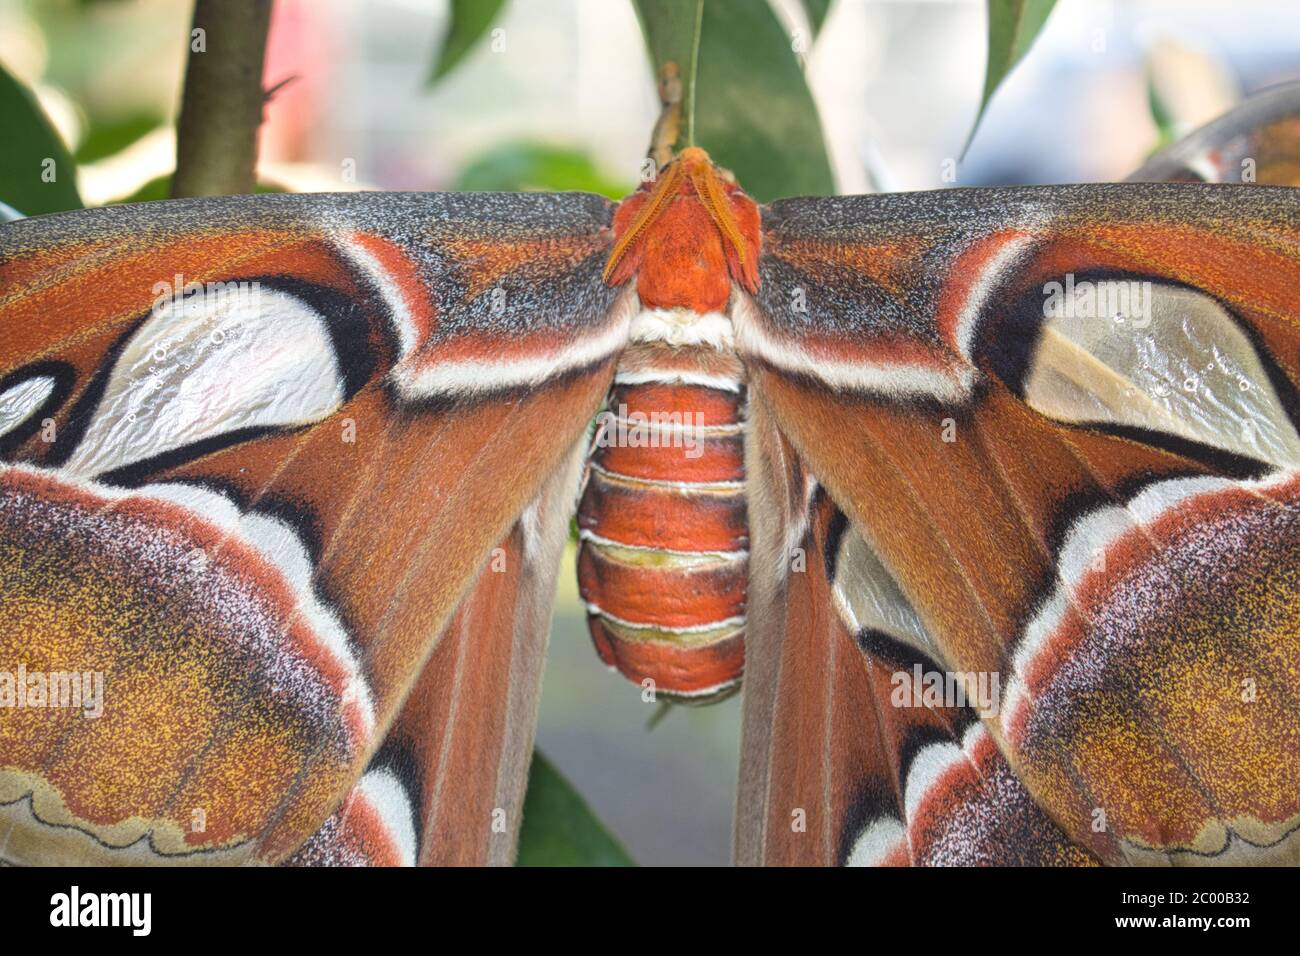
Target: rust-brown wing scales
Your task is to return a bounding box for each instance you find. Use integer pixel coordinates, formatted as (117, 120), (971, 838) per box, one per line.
(0, 192), (625, 864)
(740, 183), (1300, 865)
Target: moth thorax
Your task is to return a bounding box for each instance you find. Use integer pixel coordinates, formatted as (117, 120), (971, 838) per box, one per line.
(628, 306), (736, 351)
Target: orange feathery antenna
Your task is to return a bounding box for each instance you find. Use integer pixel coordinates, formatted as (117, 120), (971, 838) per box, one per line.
(602, 147), (760, 297)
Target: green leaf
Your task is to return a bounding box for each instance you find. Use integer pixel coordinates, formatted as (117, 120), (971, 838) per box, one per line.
(632, 0), (834, 201)
(75, 112), (164, 165)
(430, 0), (508, 82)
(452, 141), (631, 199)
(801, 0), (834, 37)
(516, 750), (636, 867)
(964, 0), (1058, 155)
(1144, 68), (1178, 155)
(0, 60), (82, 214)
(630, 0), (702, 144)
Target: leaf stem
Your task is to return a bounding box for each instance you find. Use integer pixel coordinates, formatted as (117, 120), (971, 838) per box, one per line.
(685, 0), (703, 146)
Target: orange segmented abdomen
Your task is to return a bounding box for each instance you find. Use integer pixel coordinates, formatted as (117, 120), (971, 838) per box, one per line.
(576, 344), (747, 702)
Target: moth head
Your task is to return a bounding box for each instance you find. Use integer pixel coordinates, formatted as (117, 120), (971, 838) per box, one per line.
(675, 146), (737, 185)
(603, 145), (761, 304)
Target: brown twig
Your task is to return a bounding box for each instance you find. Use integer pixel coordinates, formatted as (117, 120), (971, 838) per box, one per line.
(172, 0), (274, 197)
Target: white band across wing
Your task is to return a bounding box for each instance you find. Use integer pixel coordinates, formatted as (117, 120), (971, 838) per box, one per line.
(391, 287), (637, 399)
(730, 294), (977, 403)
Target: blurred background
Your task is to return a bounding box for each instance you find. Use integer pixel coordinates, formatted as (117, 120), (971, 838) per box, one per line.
(2, 0), (1298, 864)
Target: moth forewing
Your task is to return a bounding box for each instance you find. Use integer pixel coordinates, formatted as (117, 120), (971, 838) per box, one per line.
(0, 191), (622, 865)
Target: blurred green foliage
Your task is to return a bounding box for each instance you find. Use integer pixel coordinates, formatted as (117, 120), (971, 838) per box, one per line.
(966, 0), (1059, 154)
(73, 111), (162, 165)
(801, 0), (834, 36)
(434, 0), (837, 201)
(516, 751), (636, 867)
(430, 0), (508, 82)
(1144, 70), (1179, 155)
(0, 61), (82, 214)
(452, 142), (632, 199)
(632, 0), (835, 201)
